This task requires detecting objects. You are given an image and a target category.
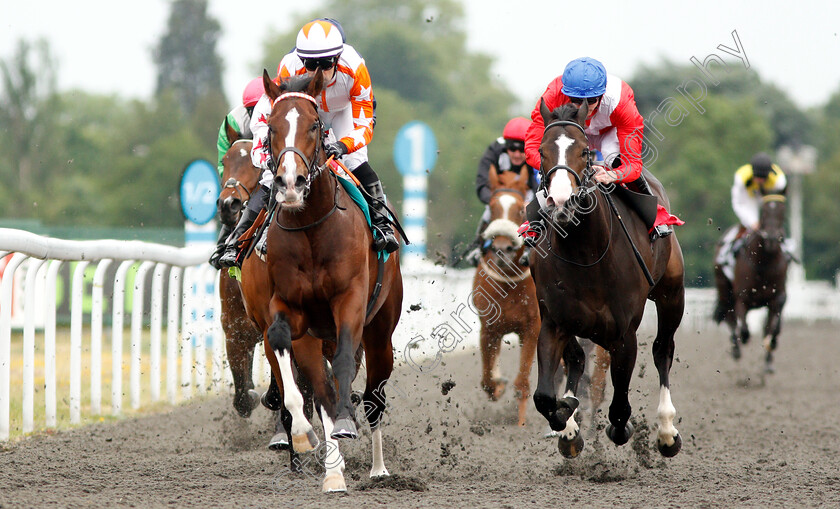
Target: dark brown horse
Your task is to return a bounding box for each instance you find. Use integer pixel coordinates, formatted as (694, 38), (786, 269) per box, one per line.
(714, 194), (788, 373)
(240, 70), (403, 493)
(529, 101), (685, 458)
(474, 165), (539, 426)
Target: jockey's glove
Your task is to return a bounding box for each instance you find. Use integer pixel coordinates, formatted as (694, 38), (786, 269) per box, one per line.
(326, 142), (348, 160)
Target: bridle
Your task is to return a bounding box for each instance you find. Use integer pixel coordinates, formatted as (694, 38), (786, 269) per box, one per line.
(268, 91), (344, 232)
(221, 139), (258, 206)
(267, 92), (330, 200)
(539, 120), (599, 203)
(540, 119), (613, 267)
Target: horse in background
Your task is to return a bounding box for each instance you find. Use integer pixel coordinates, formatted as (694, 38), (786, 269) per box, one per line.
(714, 194), (789, 373)
(217, 123), (314, 460)
(238, 69), (403, 493)
(474, 165), (538, 426)
(529, 101), (685, 459)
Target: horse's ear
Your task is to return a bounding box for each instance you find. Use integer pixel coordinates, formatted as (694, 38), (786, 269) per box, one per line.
(517, 164), (530, 190)
(224, 117), (240, 145)
(575, 100), (589, 126)
(263, 69), (280, 102)
(488, 164), (500, 190)
(539, 97), (553, 125)
(307, 69), (325, 97)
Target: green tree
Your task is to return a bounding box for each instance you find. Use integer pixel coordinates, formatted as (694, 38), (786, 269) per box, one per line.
(0, 38), (59, 213)
(153, 0), (226, 131)
(803, 88), (840, 281)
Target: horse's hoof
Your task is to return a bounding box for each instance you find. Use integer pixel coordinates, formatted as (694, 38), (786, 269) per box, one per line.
(233, 389), (261, 418)
(322, 473), (347, 493)
(606, 421), (634, 446)
(292, 428), (319, 453)
(330, 418), (358, 440)
(657, 432), (682, 458)
(261, 390), (282, 411)
(730, 344), (742, 360)
(557, 432), (585, 458)
(268, 430), (290, 450)
(765, 362), (776, 375)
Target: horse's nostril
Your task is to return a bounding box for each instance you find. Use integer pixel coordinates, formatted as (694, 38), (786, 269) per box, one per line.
(546, 196), (556, 208)
(295, 175), (307, 188)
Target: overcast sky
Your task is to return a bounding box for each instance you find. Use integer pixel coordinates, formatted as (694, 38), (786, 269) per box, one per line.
(2, 0), (839, 112)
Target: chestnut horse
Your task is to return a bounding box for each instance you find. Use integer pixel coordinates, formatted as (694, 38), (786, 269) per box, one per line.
(474, 165), (539, 426)
(713, 194), (788, 373)
(217, 121), (264, 420)
(529, 101), (685, 459)
(239, 70), (403, 493)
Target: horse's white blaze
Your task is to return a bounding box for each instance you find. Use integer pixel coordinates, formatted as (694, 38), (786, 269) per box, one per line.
(547, 135), (575, 206)
(281, 107), (301, 191)
(498, 194), (516, 221)
(370, 428), (389, 477)
(273, 348), (311, 437)
(559, 390), (580, 440)
(657, 386), (678, 446)
(318, 408), (346, 476)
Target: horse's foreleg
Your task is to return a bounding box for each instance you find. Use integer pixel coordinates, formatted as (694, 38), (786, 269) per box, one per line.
(652, 310), (682, 457)
(513, 322), (539, 427)
(763, 294), (786, 374)
(266, 314), (318, 453)
(330, 315), (365, 440)
(553, 337), (586, 457)
(533, 320), (577, 435)
(605, 334), (637, 447)
(480, 326), (506, 401)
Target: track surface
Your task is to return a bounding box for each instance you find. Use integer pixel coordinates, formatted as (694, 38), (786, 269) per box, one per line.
(2, 322), (839, 508)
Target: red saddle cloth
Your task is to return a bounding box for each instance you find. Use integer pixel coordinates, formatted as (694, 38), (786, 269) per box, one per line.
(649, 204), (685, 234)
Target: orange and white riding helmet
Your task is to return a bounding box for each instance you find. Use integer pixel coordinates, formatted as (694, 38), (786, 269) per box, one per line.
(295, 20), (344, 59)
(241, 77), (264, 108)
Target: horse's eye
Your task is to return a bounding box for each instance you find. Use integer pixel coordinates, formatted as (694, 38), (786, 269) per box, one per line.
(310, 123), (318, 132)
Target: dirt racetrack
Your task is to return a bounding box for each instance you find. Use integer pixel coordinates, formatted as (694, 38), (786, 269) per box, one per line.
(2, 321), (839, 508)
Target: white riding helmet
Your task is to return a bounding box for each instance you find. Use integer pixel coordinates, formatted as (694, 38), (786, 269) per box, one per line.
(295, 20), (344, 59)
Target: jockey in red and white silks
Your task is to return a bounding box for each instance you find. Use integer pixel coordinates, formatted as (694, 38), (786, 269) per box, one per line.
(525, 71), (644, 185)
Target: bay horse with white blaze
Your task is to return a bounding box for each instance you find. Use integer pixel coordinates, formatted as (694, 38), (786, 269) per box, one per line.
(529, 101), (685, 458)
(241, 69), (403, 493)
(713, 194), (788, 373)
(474, 165), (539, 426)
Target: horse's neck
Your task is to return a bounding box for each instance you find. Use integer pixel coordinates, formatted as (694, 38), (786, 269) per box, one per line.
(550, 200), (611, 250)
(742, 234), (782, 267)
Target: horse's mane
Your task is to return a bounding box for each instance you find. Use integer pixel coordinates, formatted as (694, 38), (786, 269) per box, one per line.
(279, 74), (315, 94)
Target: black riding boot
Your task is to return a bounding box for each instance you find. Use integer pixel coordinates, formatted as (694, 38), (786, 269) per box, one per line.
(208, 223), (232, 270)
(219, 206), (261, 268)
(363, 180), (400, 253)
(629, 173), (672, 239)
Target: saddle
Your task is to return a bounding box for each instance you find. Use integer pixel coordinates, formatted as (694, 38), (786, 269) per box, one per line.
(611, 185), (658, 230)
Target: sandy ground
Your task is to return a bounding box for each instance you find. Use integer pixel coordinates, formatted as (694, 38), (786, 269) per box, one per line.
(2, 321), (839, 508)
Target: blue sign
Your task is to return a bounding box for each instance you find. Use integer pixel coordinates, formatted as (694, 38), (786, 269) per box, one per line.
(179, 159), (220, 225)
(393, 121), (438, 176)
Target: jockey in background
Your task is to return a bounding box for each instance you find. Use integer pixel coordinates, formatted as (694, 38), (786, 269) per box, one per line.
(208, 77), (265, 269)
(521, 56), (673, 242)
(465, 117), (539, 266)
(218, 18), (396, 268)
(716, 152), (793, 277)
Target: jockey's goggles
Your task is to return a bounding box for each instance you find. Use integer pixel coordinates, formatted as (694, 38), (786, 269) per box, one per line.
(569, 96), (601, 105)
(302, 57), (338, 71)
(505, 140), (525, 152)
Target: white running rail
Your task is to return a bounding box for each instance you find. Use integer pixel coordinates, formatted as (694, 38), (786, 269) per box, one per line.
(0, 228), (271, 440)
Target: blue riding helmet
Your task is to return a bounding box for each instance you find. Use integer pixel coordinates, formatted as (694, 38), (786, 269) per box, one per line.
(561, 57), (607, 98)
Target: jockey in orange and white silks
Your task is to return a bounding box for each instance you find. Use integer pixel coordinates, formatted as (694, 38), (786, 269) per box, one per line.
(215, 18), (397, 270)
(249, 26), (375, 176)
